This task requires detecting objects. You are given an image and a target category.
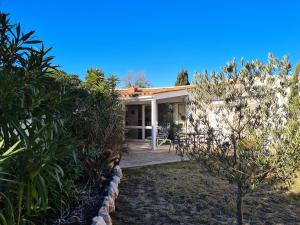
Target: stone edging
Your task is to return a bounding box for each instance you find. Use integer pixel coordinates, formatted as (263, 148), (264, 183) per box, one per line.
(91, 165), (123, 225)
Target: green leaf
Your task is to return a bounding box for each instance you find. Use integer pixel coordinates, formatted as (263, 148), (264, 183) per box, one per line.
(0, 192), (15, 224)
(16, 23), (20, 38)
(24, 40), (42, 44)
(0, 213), (8, 225)
(1, 140), (22, 157)
(21, 30), (34, 41)
(17, 184), (24, 225)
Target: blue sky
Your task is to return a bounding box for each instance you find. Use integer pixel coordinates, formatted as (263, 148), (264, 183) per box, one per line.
(1, 0), (300, 87)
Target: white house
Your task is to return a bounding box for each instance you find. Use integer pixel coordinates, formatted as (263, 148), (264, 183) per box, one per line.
(118, 86), (191, 150)
(118, 76), (291, 151)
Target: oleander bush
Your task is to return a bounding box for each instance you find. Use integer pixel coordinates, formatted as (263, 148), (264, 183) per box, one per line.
(0, 13), (124, 224)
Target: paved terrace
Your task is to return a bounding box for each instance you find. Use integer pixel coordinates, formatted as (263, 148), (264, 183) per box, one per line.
(120, 141), (186, 168)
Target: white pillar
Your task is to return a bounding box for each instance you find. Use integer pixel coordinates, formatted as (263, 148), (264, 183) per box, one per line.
(142, 104), (145, 140)
(151, 98), (157, 150)
(173, 103), (179, 125)
(184, 97), (189, 135)
(122, 102), (126, 141)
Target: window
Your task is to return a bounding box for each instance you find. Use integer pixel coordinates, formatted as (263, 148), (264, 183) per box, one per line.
(145, 105), (151, 126)
(125, 105), (142, 126)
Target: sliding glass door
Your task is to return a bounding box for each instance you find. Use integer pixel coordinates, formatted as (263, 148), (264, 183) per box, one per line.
(125, 104), (152, 140)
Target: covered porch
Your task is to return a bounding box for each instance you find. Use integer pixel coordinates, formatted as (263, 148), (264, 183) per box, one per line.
(119, 86), (189, 150)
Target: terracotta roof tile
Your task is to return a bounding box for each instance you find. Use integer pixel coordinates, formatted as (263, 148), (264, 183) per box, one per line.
(118, 85), (191, 98)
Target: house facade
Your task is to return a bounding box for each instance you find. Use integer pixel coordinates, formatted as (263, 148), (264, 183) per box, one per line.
(118, 86), (190, 150)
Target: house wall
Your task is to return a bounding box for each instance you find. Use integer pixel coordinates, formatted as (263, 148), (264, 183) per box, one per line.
(185, 77), (290, 137)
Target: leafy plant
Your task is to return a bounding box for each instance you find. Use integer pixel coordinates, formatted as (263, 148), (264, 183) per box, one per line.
(0, 13), (78, 224)
(70, 68), (124, 183)
(0, 139), (23, 225)
(289, 62), (300, 120)
(72, 68), (124, 151)
(179, 54), (300, 225)
(0, 12), (124, 224)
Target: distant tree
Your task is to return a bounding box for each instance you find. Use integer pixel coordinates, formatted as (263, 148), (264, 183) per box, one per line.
(84, 68), (118, 93)
(178, 55), (300, 225)
(175, 68), (190, 86)
(107, 74), (119, 91)
(123, 71), (151, 88)
(134, 71), (151, 88)
(123, 71), (133, 88)
(85, 68), (105, 89)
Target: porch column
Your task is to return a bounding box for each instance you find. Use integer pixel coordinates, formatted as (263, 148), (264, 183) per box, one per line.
(142, 104), (145, 140)
(122, 102), (126, 141)
(151, 98), (157, 150)
(173, 103), (179, 125)
(184, 96), (189, 135)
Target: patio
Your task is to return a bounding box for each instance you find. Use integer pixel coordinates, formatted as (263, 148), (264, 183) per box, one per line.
(119, 86), (189, 150)
(120, 141), (186, 168)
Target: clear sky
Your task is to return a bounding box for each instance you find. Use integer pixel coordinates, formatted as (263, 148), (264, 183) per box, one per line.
(1, 0), (300, 87)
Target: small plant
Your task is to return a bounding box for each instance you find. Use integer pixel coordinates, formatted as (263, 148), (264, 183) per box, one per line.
(79, 145), (118, 184)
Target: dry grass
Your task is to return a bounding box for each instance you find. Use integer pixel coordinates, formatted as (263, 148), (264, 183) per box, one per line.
(111, 161), (300, 225)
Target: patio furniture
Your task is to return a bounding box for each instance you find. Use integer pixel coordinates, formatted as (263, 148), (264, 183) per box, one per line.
(146, 126), (172, 150)
(172, 132), (188, 153)
(172, 132), (208, 155)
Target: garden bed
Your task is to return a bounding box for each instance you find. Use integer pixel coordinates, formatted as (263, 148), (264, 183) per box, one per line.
(53, 176), (111, 225)
(53, 163), (122, 225)
(112, 161), (300, 225)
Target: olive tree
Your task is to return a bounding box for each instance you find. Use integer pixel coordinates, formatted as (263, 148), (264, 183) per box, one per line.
(289, 62), (300, 119)
(179, 54), (300, 225)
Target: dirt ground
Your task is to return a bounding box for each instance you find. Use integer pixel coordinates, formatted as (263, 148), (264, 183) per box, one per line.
(111, 161), (300, 225)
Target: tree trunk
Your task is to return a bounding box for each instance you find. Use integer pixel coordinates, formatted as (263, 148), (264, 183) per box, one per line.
(236, 181), (243, 225)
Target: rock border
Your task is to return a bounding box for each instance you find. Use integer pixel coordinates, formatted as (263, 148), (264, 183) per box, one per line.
(91, 164), (123, 225)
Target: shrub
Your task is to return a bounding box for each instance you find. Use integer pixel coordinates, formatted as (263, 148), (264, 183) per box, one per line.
(0, 12), (124, 224)
(180, 55), (300, 225)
